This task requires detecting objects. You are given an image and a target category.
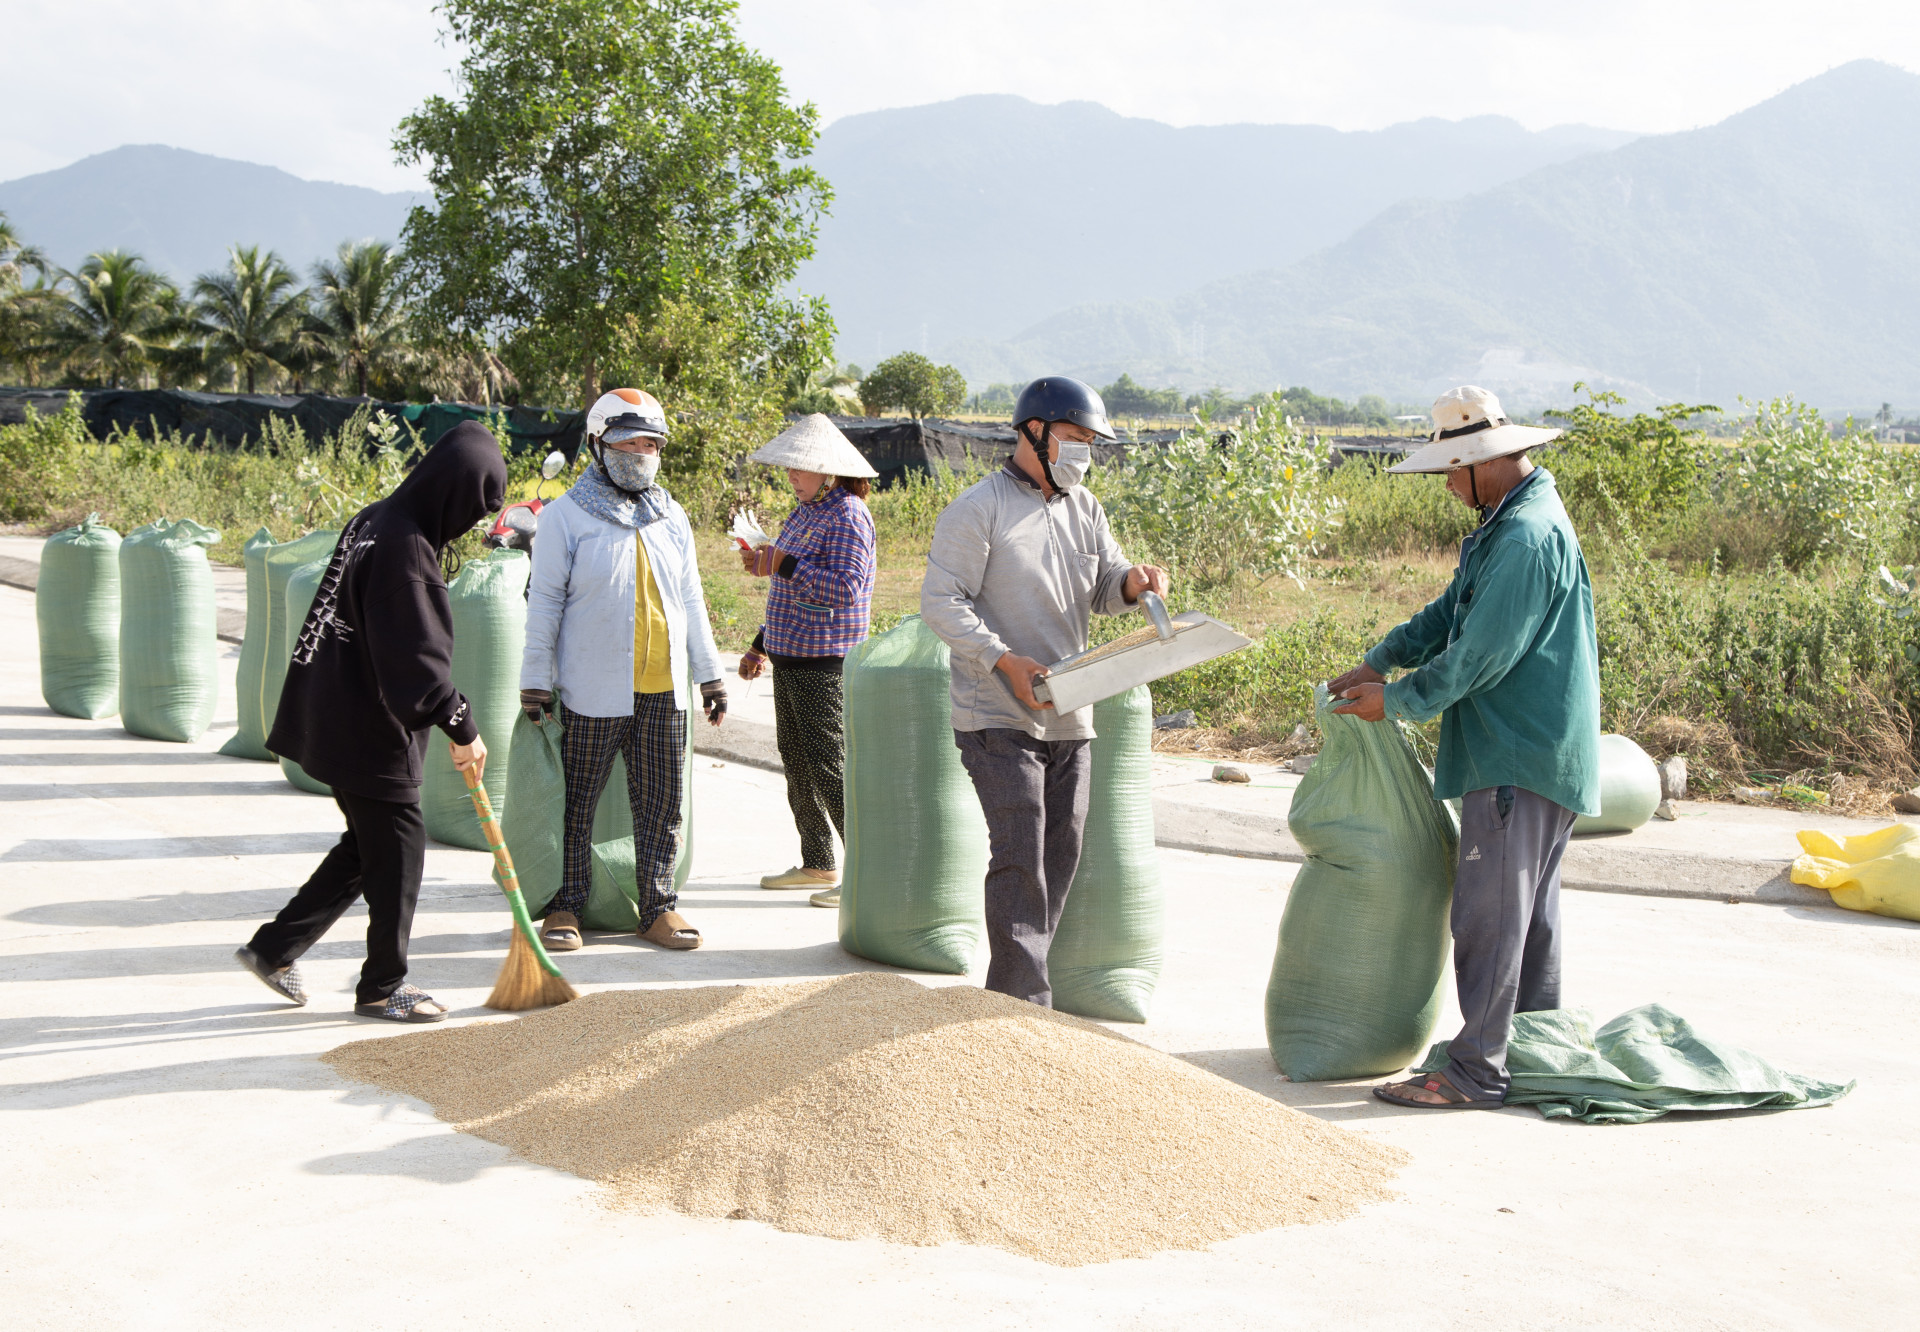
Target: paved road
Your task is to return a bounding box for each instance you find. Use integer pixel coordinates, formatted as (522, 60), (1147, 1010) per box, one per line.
(2, 582), (1916, 1329)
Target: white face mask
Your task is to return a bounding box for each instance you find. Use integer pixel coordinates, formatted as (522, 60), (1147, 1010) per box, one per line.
(602, 447), (659, 492)
(1049, 440), (1092, 490)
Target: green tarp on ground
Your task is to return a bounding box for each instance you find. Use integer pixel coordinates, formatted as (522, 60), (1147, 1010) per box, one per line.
(1050, 685), (1164, 1022)
(839, 615), (988, 974)
(1266, 684), (1458, 1081)
(218, 528), (276, 759)
(37, 514), (120, 719)
(421, 549), (530, 849)
(277, 558), (333, 796)
(1416, 1004), (1855, 1123)
(119, 519), (220, 742)
(494, 699), (695, 932)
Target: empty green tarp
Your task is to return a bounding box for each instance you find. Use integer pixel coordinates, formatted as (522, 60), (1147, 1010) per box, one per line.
(218, 528), (276, 759)
(119, 519), (220, 743)
(276, 558), (333, 796)
(1050, 685), (1164, 1022)
(495, 698), (695, 932)
(38, 514), (121, 719)
(1266, 684), (1457, 1081)
(422, 549), (530, 849)
(1415, 1004), (1855, 1123)
(839, 614), (988, 974)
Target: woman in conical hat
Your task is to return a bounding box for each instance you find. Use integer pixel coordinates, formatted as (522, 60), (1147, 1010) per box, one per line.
(736, 414), (879, 907)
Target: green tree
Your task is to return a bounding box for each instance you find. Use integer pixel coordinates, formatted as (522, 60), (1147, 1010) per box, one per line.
(49, 250), (179, 389)
(1100, 373), (1183, 417)
(860, 351), (966, 418)
(186, 246), (311, 393)
(0, 213), (60, 384)
(310, 240), (413, 397)
(395, 0), (833, 410)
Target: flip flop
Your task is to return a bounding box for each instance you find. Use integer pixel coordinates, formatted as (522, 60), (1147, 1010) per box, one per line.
(354, 983), (448, 1023)
(540, 910), (583, 951)
(1372, 1070), (1504, 1110)
(638, 910), (702, 950)
(234, 947), (306, 1006)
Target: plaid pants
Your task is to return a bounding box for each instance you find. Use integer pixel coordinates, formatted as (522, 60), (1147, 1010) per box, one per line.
(555, 692), (686, 929)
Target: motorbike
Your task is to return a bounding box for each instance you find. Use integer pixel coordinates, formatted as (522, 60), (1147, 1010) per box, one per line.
(484, 449), (569, 555)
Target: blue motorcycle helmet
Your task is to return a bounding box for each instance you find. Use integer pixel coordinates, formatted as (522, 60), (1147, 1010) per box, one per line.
(1012, 376), (1114, 492)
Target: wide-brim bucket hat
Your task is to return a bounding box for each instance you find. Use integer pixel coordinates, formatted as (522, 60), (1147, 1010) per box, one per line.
(1389, 385), (1562, 474)
(749, 413), (878, 478)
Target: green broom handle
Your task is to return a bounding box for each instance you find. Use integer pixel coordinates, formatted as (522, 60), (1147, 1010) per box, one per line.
(462, 764), (567, 980)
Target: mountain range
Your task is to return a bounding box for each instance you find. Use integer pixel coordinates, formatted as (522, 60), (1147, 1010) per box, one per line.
(947, 61), (1920, 409)
(0, 144), (421, 282)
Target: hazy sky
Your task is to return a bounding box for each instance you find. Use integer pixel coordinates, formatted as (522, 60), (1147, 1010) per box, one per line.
(2, 0), (1915, 191)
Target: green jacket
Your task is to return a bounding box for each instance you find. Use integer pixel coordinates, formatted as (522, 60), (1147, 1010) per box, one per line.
(1363, 467), (1601, 816)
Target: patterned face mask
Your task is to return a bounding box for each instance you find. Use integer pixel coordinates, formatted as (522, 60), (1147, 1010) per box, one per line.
(602, 447), (660, 493)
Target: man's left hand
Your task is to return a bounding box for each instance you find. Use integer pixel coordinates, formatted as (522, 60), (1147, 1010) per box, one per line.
(1331, 682), (1386, 722)
(1124, 564), (1170, 603)
(699, 679), (728, 727)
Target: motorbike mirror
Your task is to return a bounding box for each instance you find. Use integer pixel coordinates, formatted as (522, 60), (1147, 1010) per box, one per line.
(541, 450), (566, 480)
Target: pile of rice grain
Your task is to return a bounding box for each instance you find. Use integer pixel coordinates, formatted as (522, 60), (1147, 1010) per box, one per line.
(323, 972), (1405, 1266)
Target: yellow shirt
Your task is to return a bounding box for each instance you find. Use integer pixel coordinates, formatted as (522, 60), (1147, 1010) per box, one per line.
(633, 535), (674, 694)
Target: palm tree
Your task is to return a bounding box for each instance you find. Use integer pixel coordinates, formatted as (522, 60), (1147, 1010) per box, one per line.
(186, 245), (309, 393)
(0, 212), (60, 383)
(310, 240), (413, 397)
(49, 250), (178, 389)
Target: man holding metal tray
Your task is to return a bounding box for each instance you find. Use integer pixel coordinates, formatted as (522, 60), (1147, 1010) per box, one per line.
(921, 375), (1171, 1006)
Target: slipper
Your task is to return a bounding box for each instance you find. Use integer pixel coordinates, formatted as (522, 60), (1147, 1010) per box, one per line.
(354, 983), (448, 1023)
(540, 910), (583, 951)
(808, 887), (840, 909)
(760, 866), (839, 890)
(639, 910), (702, 950)
(234, 946), (306, 1006)
(1372, 1070), (1503, 1110)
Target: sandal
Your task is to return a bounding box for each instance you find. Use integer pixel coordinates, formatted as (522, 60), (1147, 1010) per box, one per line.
(638, 910), (702, 950)
(354, 983), (448, 1023)
(1372, 1069), (1502, 1110)
(234, 947), (306, 1006)
(540, 910), (583, 951)
(760, 866), (838, 890)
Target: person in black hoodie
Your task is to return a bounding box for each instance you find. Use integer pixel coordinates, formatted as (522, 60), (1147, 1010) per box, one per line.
(235, 422), (507, 1022)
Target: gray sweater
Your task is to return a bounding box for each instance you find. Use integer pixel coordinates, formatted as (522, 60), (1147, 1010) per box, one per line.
(920, 462), (1138, 740)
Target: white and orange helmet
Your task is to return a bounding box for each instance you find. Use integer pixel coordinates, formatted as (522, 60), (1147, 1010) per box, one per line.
(586, 388), (669, 445)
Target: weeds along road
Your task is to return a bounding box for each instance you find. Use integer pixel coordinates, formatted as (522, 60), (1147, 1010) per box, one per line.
(0, 582), (1915, 1329)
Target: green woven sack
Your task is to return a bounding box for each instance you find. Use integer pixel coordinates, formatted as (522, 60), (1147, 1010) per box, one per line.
(839, 614), (988, 974)
(119, 519), (220, 743)
(1266, 684), (1458, 1080)
(495, 701), (696, 932)
(422, 549), (530, 849)
(218, 528), (276, 758)
(276, 558), (333, 796)
(1051, 685), (1164, 1022)
(259, 530), (340, 753)
(1571, 734), (1661, 834)
(38, 514), (121, 719)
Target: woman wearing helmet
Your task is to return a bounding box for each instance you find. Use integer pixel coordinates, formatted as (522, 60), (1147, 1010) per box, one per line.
(734, 414), (879, 908)
(517, 388), (726, 951)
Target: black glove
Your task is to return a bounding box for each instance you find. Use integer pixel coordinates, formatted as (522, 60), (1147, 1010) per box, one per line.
(699, 679), (727, 725)
(520, 688), (554, 723)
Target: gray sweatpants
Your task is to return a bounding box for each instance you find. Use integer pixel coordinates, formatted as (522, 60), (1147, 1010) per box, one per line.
(954, 727), (1093, 1007)
(1442, 784), (1576, 1101)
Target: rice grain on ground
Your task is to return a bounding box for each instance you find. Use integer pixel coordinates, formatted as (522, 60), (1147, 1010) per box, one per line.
(323, 972), (1405, 1266)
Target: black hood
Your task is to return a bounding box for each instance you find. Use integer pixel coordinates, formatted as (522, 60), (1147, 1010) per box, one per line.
(388, 420), (508, 548)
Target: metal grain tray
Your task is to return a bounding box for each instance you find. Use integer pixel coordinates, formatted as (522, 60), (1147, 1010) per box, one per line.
(1032, 599), (1252, 715)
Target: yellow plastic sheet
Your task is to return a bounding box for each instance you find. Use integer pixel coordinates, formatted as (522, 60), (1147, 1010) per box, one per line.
(1791, 823), (1920, 922)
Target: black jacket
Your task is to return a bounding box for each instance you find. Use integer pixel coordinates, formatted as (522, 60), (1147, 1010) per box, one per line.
(269, 422), (507, 802)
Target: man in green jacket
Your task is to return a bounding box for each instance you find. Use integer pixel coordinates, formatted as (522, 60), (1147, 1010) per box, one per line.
(1329, 385), (1601, 1109)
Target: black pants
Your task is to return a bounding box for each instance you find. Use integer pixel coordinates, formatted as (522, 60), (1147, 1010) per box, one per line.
(773, 664), (846, 871)
(1443, 784), (1576, 1101)
(248, 790), (426, 1005)
(954, 727), (1092, 1007)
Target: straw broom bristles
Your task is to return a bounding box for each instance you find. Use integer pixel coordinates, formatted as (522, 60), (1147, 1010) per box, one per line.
(463, 763), (578, 1011)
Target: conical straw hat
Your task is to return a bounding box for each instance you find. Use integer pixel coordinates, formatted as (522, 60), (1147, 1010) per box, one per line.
(749, 413), (878, 477)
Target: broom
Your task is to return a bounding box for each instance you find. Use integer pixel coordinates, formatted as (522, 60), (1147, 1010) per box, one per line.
(462, 764), (579, 1010)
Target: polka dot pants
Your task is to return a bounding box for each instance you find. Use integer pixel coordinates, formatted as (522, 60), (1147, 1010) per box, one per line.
(772, 665), (845, 871)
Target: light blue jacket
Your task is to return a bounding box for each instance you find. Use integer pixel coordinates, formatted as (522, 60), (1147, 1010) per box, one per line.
(520, 493), (723, 718)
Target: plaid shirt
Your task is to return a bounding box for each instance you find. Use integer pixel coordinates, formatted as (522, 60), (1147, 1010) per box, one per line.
(761, 483), (876, 658)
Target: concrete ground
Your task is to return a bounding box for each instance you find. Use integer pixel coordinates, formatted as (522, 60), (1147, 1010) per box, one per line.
(3, 579), (1919, 1330)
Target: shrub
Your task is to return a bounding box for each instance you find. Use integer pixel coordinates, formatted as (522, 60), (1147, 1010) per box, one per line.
(1718, 397), (1897, 569)
(0, 393), (88, 522)
(1539, 383), (1715, 532)
(1325, 459), (1473, 557)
